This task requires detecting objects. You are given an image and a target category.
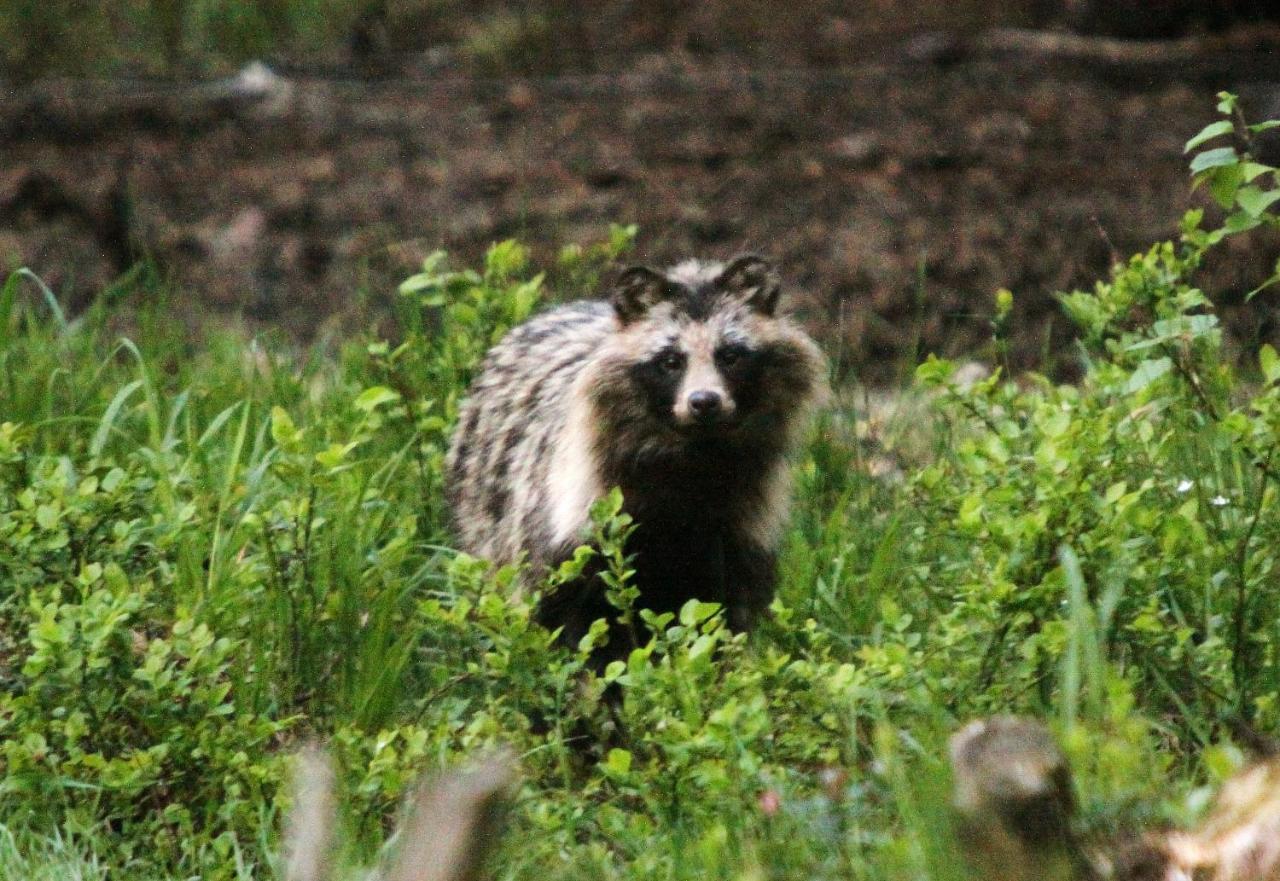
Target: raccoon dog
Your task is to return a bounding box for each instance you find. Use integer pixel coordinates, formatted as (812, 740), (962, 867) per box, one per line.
(445, 254), (826, 658)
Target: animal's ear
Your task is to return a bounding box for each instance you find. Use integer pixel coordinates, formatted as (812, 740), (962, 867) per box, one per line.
(611, 266), (674, 324)
(717, 254), (781, 316)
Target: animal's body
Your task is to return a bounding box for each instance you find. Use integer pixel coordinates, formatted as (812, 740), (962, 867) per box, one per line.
(445, 255), (826, 655)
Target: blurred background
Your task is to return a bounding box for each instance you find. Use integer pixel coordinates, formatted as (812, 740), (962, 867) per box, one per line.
(3, 0), (1280, 380)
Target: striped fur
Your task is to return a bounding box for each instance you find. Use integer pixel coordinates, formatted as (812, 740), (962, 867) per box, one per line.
(445, 255), (826, 655)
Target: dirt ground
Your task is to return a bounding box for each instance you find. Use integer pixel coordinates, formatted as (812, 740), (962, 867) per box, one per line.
(4, 25), (1280, 380)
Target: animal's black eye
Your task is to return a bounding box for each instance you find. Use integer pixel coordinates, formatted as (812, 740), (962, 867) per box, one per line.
(656, 350), (684, 372)
(717, 345), (750, 367)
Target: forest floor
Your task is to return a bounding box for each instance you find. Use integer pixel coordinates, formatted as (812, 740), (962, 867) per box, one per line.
(4, 24), (1280, 379)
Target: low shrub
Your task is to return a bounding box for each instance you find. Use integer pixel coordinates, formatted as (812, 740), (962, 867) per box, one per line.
(0, 95), (1277, 880)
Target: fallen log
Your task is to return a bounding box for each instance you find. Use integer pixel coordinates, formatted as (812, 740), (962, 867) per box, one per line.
(280, 747), (517, 881)
(949, 717), (1280, 881)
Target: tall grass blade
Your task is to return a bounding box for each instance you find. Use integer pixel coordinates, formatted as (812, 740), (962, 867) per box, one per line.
(89, 379), (143, 457)
(16, 268), (68, 334)
(0, 271), (18, 351)
(115, 337), (163, 451)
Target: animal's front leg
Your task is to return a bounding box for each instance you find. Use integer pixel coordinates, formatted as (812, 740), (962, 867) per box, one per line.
(721, 533), (777, 632)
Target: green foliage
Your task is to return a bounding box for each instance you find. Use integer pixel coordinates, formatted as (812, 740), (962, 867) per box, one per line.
(0, 439), (287, 876)
(2, 102), (1280, 880)
(591, 487), (640, 641)
(901, 95), (1280, 755)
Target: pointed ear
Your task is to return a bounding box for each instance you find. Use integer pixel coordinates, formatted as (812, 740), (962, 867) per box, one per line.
(717, 254), (781, 316)
(611, 266), (674, 325)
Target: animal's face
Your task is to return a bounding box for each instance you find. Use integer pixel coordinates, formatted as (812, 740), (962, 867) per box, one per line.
(626, 305), (762, 432)
(599, 255), (819, 439)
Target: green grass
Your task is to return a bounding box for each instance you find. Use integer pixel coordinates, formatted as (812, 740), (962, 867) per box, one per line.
(0, 827), (105, 881)
(2, 100), (1279, 881)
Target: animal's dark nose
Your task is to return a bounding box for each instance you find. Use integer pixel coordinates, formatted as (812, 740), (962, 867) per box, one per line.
(688, 390), (722, 419)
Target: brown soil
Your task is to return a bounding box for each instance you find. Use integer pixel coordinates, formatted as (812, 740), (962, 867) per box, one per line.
(4, 26), (1280, 381)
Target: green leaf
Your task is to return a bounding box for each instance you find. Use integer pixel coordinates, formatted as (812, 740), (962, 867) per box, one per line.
(398, 274), (436, 295)
(1189, 147), (1238, 174)
(995, 287), (1013, 316)
(1236, 186), (1280, 218)
(608, 223), (638, 255)
(1208, 163), (1244, 210)
(35, 504), (59, 531)
(1184, 120), (1234, 153)
(1248, 120), (1280, 134)
(100, 468), (126, 493)
(604, 748), (632, 775)
(270, 406), (301, 449)
(398, 251), (449, 296)
(315, 442), (359, 469)
(679, 599), (722, 628)
(589, 487), (626, 523)
(354, 386), (401, 413)
(1224, 211), (1262, 234)
(1241, 162), (1274, 183)
(484, 239), (528, 281)
(1261, 344), (1280, 384)
(1124, 357), (1171, 395)
(914, 355), (955, 387)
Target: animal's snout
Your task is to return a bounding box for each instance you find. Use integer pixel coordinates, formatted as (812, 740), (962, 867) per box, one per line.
(688, 390), (723, 420)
